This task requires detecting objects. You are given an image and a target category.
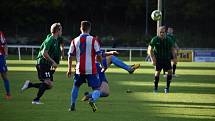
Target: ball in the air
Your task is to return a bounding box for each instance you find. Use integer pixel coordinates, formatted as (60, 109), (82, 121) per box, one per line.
(151, 10), (162, 21)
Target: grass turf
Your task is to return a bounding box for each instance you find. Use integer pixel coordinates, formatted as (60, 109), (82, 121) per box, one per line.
(0, 60), (215, 121)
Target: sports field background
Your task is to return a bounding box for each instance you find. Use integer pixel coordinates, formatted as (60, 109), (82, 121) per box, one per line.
(0, 58), (215, 121)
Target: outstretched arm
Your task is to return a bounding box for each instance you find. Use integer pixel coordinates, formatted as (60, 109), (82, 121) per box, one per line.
(105, 51), (119, 56)
(147, 45), (156, 66)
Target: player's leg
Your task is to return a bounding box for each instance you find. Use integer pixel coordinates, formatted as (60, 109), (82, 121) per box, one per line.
(69, 74), (84, 111)
(172, 61), (177, 77)
(154, 60), (162, 93)
(87, 74), (102, 112)
(32, 64), (53, 104)
(82, 70), (109, 101)
(0, 55), (11, 99)
(99, 81), (109, 97)
(164, 60), (173, 93)
(108, 55), (140, 74)
(1, 72), (11, 99)
(21, 65), (45, 91)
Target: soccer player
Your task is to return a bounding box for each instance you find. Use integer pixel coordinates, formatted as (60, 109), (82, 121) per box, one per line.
(147, 26), (176, 93)
(82, 50), (140, 100)
(0, 31), (11, 99)
(167, 27), (178, 77)
(67, 21), (104, 112)
(21, 23), (64, 104)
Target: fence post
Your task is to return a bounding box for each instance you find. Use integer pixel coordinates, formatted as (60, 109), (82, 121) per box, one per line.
(129, 49), (132, 62)
(32, 47), (34, 60)
(18, 47), (21, 60)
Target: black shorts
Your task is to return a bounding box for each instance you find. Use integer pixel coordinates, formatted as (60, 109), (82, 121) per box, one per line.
(36, 64), (55, 82)
(155, 59), (172, 71)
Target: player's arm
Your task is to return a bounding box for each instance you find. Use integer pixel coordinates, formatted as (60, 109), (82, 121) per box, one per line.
(171, 47), (177, 64)
(67, 40), (75, 77)
(43, 50), (58, 68)
(60, 42), (65, 60)
(147, 45), (156, 66)
(67, 56), (73, 77)
(105, 51), (119, 56)
(4, 43), (8, 57)
(42, 39), (58, 68)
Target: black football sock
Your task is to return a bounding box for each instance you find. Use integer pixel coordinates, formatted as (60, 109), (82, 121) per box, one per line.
(173, 64), (176, 74)
(154, 76), (160, 90)
(33, 83), (48, 101)
(28, 83), (41, 88)
(166, 75), (172, 89)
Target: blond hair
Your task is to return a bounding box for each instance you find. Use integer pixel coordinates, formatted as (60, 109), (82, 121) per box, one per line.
(50, 23), (62, 33)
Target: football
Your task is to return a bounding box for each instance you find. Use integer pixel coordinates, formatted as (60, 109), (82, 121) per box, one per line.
(151, 10), (162, 21)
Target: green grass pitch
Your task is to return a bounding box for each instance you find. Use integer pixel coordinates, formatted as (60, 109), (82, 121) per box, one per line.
(0, 59), (215, 121)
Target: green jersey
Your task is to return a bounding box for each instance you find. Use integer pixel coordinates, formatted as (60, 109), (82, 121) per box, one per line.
(150, 36), (174, 60)
(36, 34), (63, 65)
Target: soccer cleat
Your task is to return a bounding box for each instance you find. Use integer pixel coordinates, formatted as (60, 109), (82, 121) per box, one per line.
(5, 95), (12, 100)
(21, 80), (30, 92)
(164, 88), (169, 94)
(32, 100), (44, 104)
(68, 103), (76, 111)
(88, 100), (97, 112)
(129, 64), (140, 74)
(81, 92), (89, 101)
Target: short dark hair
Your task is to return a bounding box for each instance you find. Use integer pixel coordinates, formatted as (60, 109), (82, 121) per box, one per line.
(81, 21), (91, 32)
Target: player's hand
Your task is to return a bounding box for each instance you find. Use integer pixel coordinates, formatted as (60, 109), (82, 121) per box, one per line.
(112, 51), (119, 55)
(173, 58), (177, 64)
(67, 70), (72, 78)
(152, 59), (156, 66)
(101, 67), (107, 72)
(52, 61), (58, 69)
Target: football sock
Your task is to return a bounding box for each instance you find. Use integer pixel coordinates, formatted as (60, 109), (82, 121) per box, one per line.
(91, 90), (101, 102)
(111, 55), (132, 72)
(173, 64), (176, 74)
(3, 79), (10, 95)
(71, 85), (79, 105)
(154, 76), (160, 90)
(88, 91), (108, 97)
(34, 83), (48, 101)
(28, 83), (41, 88)
(166, 75), (172, 89)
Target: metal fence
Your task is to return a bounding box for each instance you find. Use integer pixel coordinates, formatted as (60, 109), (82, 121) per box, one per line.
(8, 45), (148, 62)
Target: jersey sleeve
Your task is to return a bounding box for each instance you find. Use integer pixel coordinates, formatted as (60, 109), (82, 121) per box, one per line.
(0, 32), (6, 45)
(41, 37), (53, 55)
(68, 39), (76, 57)
(149, 37), (156, 48)
(94, 39), (102, 55)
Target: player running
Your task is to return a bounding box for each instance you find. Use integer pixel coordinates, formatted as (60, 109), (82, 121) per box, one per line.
(67, 21), (104, 112)
(21, 23), (64, 104)
(0, 31), (11, 100)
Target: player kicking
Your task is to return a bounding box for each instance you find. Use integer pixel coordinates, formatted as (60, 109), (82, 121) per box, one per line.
(21, 23), (64, 104)
(67, 21), (104, 112)
(82, 50), (140, 101)
(0, 31), (11, 100)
